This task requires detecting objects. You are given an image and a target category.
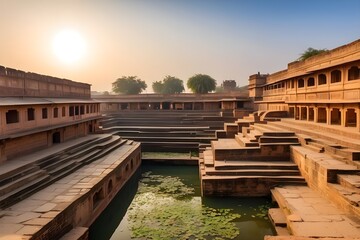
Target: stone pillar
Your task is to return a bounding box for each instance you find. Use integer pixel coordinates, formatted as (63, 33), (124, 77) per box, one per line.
(356, 108), (360, 132)
(314, 106), (318, 123)
(326, 107), (331, 125)
(306, 106), (309, 121)
(341, 108), (346, 127)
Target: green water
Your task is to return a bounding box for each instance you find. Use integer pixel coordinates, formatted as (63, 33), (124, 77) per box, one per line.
(89, 164), (275, 240)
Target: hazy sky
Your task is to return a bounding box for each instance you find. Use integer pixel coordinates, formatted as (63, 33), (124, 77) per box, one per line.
(0, 0), (359, 92)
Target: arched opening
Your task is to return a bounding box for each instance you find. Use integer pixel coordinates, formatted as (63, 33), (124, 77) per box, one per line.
(317, 108), (327, 123)
(298, 79), (304, 88)
(88, 124), (93, 133)
(120, 103), (128, 110)
(116, 169), (122, 181)
(348, 66), (360, 81)
(53, 107), (59, 118)
(184, 103), (193, 110)
(309, 108), (314, 121)
(289, 107), (295, 118)
(307, 77), (315, 87)
(108, 179), (113, 193)
(52, 132), (61, 144)
(194, 102), (204, 110)
(130, 159), (134, 170)
(162, 102), (171, 110)
(331, 70), (341, 83)
(92, 188), (104, 210)
(345, 109), (357, 127)
(331, 108), (341, 125)
(6, 110), (19, 124)
(318, 74), (327, 85)
(300, 107), (307, 120)
(27, 108), (35, 121)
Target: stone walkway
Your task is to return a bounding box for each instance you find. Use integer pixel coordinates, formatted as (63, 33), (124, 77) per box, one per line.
(0, 139), (139, 240)
(271, 186), (360, 239)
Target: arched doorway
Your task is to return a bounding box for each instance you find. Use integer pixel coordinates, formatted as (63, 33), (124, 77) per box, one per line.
(52, 132), (61, 144)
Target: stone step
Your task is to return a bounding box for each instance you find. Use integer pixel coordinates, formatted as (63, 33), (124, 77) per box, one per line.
(337, 174), (360, 191)
(234, 134), (259, 147)
(35, 136), (108, 168)
(0, 174), (51, 209)
(253, 123), (286, 133)
(268, 208), (287, 227)
(204, 168), (301, 176)
(203, 150), (214, 167)
(271, 186), (360, 238)
(0, 170), (47, 196)
(259, 136), (299, 143)
(269, 120), (360, 150)
(292, 146), (360, 183)
(39, 136), (121, 171)
(0, 165), (40, 186)
(328, 183), (360, 214)
(214, 161), (299, 170)
(307, 140), (324, 149)
(304, 143), (324, 153)
(202, 175), (306, 182)
(81, 139), (127, 165)
(0, 135), (125, 209)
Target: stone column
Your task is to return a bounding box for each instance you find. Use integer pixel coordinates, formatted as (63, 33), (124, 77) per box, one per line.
(356, 108), (360, 132)
(306, 106), (309, 121)
(314, 106), (318, 123)
(341, 108), (346, 127)
(326, 107), (331, 125)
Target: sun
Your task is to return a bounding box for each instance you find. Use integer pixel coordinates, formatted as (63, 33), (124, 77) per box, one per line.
(53, 29), (86, 64)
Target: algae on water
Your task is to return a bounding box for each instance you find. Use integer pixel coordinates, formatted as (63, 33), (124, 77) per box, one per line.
(127, 171), (241, 239)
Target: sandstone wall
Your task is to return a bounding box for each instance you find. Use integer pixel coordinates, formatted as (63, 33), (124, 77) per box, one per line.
(0, 65), (90, 98)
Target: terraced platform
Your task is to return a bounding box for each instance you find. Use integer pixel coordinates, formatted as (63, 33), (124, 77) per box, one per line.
(270, 186), (360, 238)
(0, 134), (141, 239)
(101, 110), (237, 151)
(199, 114), (307, 196)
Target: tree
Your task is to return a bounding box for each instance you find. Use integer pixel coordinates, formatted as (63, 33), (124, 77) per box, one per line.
(152, 81), (164, 94)
(152, 76), (184, 94)
(187, 74), (216, 94)
(112, 76), (147, 94)
(297, 47), (327, 61)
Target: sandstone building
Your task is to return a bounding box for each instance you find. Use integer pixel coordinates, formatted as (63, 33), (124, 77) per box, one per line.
(0, 66), (101, 162)
(0, 66), (140, 239)
(200, 39), (360, 238)
(249, 39), (360, 131)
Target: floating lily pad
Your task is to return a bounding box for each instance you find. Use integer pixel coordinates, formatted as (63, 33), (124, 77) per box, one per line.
(127, 172), (241, 239)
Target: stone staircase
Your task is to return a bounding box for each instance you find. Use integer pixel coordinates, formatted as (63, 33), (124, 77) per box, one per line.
(252, 118), (360, 238)
(269, 186), (360, 238)
(199, 117), (306, 197)
(101, 110), (237, 152)
(0, 134), (126, 209)
(263, 119), (360, 217)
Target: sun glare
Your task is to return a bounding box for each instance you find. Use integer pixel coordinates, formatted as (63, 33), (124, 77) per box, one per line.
(53, 29), (86, 64)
